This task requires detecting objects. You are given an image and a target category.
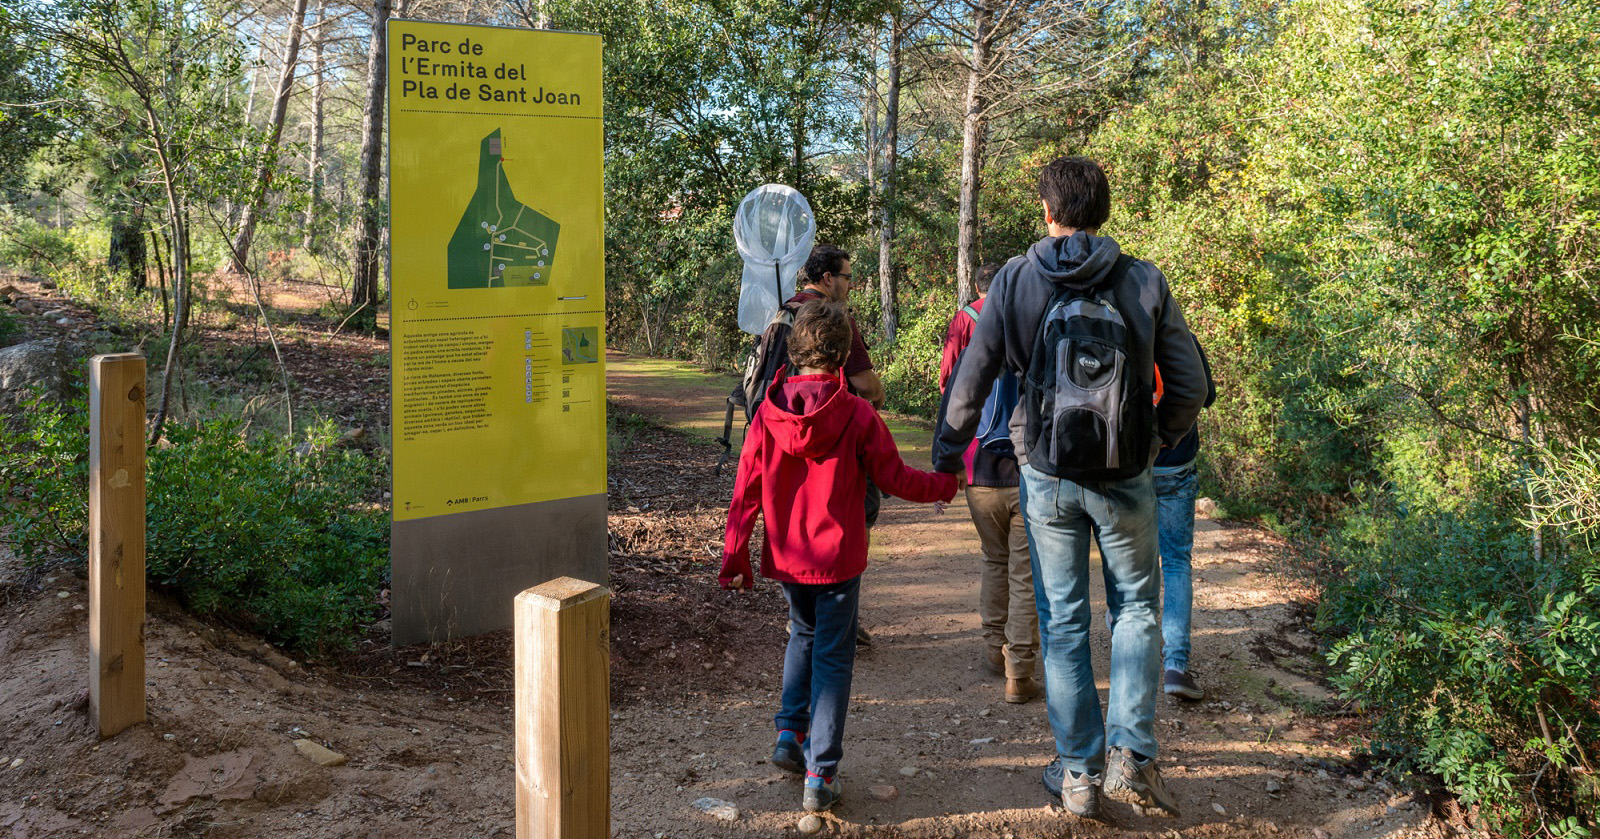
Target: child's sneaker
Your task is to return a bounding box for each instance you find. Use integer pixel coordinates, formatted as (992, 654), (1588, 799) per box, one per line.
(802, 772), (841, 812)
(771, 730), (805, 774)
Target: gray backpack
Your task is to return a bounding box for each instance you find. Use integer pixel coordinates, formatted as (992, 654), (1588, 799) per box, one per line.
(1021, 254), (1154, 481)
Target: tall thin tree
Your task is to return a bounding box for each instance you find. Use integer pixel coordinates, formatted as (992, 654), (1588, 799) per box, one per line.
(230, 0), (311, 274)
(303, 0), (328, 250)
(351, 0), (392, 320)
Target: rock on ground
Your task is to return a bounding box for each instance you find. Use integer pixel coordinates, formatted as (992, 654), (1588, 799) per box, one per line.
(0, 340), (83, 414)
(690, 797), (739, 821)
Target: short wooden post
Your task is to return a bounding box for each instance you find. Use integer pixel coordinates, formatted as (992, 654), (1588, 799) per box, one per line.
(89, 353), (147, 739)
(515, 577), (610, 839)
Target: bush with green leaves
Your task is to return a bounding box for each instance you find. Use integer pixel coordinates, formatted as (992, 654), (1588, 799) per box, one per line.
(876, 284), (956, 419)
(0, 209), (79, 275)
(1318, 465), (1600, 837)
(0, 308), (21, 346)
(1, 394), (389, 654)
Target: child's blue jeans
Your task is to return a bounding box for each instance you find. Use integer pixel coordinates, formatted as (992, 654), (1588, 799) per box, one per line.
(775, 575), (861, 778)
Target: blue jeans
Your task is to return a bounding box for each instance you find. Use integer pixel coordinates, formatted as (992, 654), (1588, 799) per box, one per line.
(1020, 463), (1161, 776)
(1154, 464), (1198, 672)
(775, 576), (861, 778)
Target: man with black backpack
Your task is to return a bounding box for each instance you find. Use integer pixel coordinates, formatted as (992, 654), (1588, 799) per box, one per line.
(934, 157), (1207, 819)
(938, 263), (1039, 706)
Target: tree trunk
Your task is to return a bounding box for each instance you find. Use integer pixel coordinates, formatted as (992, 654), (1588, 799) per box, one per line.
(229, 33), (270, 229)
(150, 227), (169, 325)
(109, 208), (147, 290)
(864, 30), (879, 300)
(791, 102), (807, 195)
(231, 0), (311, 273)
(352, 0), (391, 321)
(955, 2), (993, 308)
(303, 0), (328, 250)
(148, 119), (190, 446)
(878, 15), (902, 343)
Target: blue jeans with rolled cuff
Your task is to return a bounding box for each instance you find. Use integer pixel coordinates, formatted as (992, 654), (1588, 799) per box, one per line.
(775, 575), (861, 779)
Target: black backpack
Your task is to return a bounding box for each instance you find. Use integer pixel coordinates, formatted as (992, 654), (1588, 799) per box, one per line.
(1022, 254), (1154, 482)
(716, 300), (802, 474)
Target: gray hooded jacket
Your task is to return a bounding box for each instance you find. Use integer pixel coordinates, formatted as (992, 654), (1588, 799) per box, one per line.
(933, 231), (1207, 474)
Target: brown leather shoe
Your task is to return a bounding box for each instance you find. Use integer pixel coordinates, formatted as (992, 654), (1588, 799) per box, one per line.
(1005, 676), (1039, 704)
(982, 645), (1005, 676)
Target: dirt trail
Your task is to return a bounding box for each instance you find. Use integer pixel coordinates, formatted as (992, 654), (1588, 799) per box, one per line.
(0, 332), (1440, 838)
(604, 352), (1436, 839)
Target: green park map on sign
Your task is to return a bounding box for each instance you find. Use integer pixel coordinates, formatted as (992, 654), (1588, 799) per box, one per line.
(562, 327), (599, 364)
(446, 129), (560, 288)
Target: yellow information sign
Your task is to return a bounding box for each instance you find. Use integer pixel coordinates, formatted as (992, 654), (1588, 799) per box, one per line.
(388, 21), (605, 523)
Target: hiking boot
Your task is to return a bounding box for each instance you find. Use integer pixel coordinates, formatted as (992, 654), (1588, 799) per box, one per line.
(803, 772), (842, 812)
(1103, 747), (1181, 817)
(982, 645), (1005, 676)
(1043, 758), (1101, 817)
(1163, 669), (1204, 701)
(1004, 676), (1040, 704)
(771, 730), (805, 774)
(856, 624), (874, 647)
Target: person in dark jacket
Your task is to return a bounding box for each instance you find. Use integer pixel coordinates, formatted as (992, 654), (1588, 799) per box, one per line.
(1153, 341), (1216, 700)
(722, 300), (959, 813)
(1106, 340), (1218, 701)
(934, 157), (1205, 819)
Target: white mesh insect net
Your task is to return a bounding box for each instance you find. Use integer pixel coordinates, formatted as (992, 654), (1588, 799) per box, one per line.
(733, 184), (815, 335)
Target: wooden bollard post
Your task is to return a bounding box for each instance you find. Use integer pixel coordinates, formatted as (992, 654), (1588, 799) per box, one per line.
(89, 353), (147, 739)
(515, 577), (610, 839)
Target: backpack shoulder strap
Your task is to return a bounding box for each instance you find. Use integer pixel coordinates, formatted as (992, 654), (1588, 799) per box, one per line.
(1093, 253), (1137, 298)
(960, 304), (980, 325)
(772, 298), (803, 327)
(1103, 253), (1151, 382)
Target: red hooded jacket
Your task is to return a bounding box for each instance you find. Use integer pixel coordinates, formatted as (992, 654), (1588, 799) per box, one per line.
(721, 370), (958, 587)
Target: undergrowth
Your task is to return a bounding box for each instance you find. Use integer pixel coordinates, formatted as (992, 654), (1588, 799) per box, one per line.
(1317, 475), (1600, 838)
(0, 389), (389, 655)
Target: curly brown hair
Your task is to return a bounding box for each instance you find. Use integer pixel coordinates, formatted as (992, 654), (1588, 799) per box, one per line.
(787, 300), (852, 372)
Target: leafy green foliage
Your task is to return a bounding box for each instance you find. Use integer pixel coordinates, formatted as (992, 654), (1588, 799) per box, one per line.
(0, 395), (388, 655)
(1319, 473), (1600, 836)
(546, 0), (879, 365)
(0, 208), (81, 274)
(0, 308), (20, 347)
(0, 7), (62, 200)
(877, 283), (954, 418)
(0, 391), (90, 564)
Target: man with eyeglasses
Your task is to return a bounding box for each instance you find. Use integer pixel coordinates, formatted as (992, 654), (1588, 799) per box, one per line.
(784, 245), (886, 647)
(785, 245), (885, 410)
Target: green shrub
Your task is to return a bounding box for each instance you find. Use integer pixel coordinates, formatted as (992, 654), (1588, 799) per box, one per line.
(877, 284), (957, 419)
(0, 391), (89, 563)
(1318, 473), (1600, 837)
(0, 394), (390, 655)
(0, 209), (78, 274)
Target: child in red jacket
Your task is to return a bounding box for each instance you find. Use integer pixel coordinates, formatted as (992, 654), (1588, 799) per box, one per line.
(721, 300), (961, 813)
